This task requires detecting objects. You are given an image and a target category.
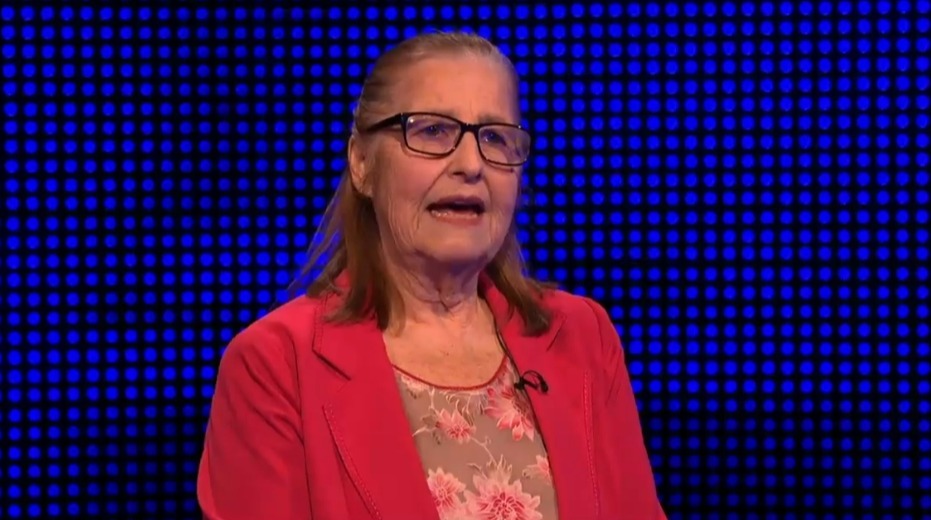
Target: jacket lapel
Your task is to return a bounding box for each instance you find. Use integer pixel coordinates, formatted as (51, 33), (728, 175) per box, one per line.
(314, 294), (439, 520)
(484, 281), (600, 519)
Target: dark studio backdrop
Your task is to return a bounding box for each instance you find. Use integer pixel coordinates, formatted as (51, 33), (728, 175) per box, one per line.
(1, 3), (929, 520)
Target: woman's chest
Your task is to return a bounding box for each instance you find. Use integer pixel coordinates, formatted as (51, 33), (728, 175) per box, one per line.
(385, 333), (506, 388)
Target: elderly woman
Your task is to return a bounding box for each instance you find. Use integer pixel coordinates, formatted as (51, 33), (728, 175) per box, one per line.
(197, 31), (667, 520)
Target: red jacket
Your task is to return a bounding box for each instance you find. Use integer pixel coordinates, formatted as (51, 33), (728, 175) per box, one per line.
(197, 276), (667, 519)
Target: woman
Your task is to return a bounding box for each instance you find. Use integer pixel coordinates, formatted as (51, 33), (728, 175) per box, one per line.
(197, 31), (667, 520)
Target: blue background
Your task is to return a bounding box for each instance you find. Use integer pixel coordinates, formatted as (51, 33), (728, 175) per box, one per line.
(2, 3), (930, 519)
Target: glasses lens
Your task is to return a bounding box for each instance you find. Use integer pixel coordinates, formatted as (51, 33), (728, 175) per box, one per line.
(403, 114), (531, 166)
(404, 114), (461, 155)
(478, 126), (531, 165)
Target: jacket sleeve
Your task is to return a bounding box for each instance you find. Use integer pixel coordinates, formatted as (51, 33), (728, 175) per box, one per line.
(197, 323), (313, 520)
(584, 298), (668, 520)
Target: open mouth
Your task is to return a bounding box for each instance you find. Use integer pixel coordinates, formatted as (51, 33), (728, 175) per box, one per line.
(427, 198), (487, 219)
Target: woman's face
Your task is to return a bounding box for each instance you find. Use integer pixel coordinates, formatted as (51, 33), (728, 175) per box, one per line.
(350, 54), (524, 274)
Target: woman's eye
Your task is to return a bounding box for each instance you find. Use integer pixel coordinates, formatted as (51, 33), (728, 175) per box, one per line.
(483, 131), (506, 144)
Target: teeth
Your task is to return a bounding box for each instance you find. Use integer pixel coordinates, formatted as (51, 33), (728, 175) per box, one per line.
(430, 204), (480, 212)
(430, 208), (480, 218)
(431, 201), (482, 211)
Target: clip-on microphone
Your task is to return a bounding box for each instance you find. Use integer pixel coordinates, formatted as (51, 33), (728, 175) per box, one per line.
(514, 369), (550, 394)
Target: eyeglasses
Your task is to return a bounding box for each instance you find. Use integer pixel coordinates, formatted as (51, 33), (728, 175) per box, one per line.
(361, 112), (532, 167)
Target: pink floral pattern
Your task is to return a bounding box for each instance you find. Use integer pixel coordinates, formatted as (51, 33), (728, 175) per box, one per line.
(435, 408), (476, 444)
(394, 361), (557, 519)
(465, 457), (543, 520)
(521, 455), (552, 483)
(485, 383), (537, 441)
(427, 469), (466, 515)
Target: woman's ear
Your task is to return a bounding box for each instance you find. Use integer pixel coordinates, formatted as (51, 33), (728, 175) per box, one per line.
(347, 134), (373, 197)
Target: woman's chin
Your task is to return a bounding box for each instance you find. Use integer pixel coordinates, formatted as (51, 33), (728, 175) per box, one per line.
(421, 245), (494, 271)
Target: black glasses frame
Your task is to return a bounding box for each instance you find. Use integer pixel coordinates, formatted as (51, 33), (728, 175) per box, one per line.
(361, 112), (531, 167)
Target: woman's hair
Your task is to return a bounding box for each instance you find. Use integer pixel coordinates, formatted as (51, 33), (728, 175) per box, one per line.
(292, 30), (553, 335)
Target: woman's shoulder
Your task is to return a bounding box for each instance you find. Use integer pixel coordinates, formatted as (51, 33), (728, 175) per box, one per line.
(217, 293), (331, 371)
(539, 286), (612, 324)
(243, 293), (328, 337)
(537, 287), (621, 360)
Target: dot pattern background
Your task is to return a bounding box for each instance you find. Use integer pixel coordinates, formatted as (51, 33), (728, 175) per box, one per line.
(1, 3), (929, 520)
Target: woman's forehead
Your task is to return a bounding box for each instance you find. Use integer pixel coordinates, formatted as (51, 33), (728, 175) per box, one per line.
(385, 55), (520, 121)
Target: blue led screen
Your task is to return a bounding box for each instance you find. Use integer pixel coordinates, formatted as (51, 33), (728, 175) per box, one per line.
(1, 4), (929, 520)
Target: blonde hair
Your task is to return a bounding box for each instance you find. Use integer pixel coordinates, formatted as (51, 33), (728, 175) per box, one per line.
(293, 31), (553, 335)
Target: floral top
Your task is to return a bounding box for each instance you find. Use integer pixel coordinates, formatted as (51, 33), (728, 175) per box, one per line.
(393, 357), (559, 520)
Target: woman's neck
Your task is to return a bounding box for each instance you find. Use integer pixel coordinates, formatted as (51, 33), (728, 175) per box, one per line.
(380, 252), (491, 335)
